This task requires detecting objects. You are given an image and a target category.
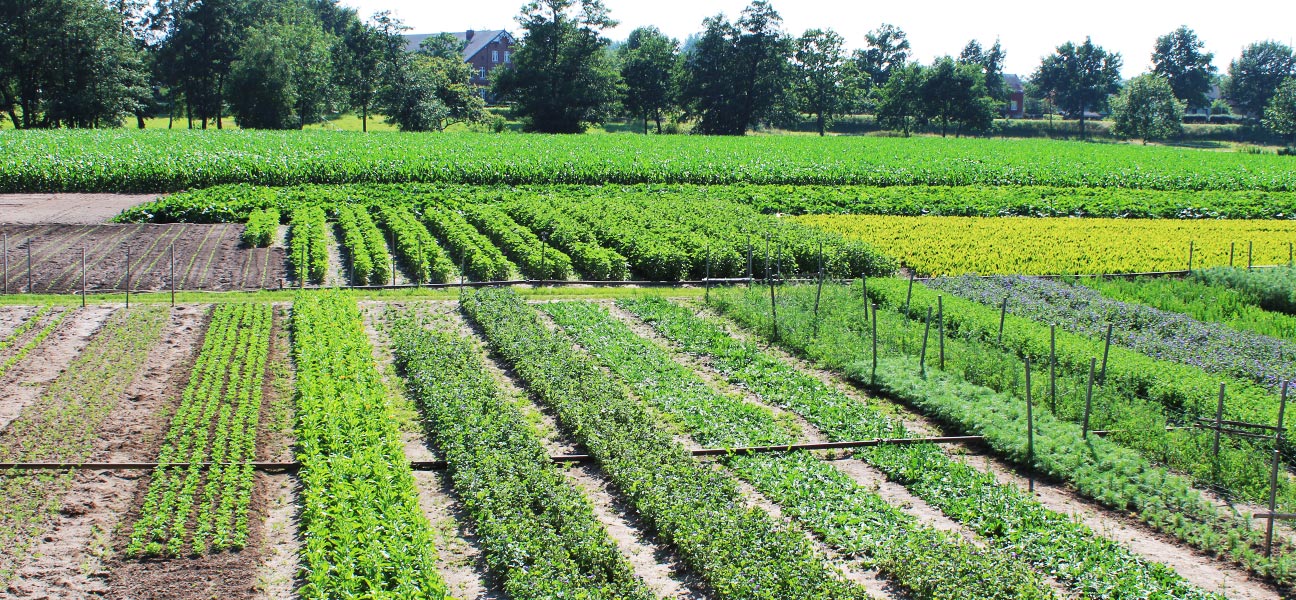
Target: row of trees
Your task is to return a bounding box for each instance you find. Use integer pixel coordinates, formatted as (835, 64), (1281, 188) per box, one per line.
(0, 0), (486, 130)
(496, 0), (1296, 141)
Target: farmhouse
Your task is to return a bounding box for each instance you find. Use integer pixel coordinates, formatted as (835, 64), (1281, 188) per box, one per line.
(403, 29), (516, 88)
(1004, 74), (1026, 118)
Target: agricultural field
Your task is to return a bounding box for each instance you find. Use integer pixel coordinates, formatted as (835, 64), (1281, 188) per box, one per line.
(6, 130), (1296, 599)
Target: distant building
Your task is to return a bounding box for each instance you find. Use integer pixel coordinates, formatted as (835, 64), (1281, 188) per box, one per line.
(1183, 84), (1225, 123)
(403, 29), (516, 89)
(1003, 74), (1026, 119)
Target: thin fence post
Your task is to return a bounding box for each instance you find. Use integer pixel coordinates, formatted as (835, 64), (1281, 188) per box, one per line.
(81, 248), (86, 308)
(747, 234), (753, 289)
(390, 230), (396, 287)
(1083, 358), (1096, 438)
(1248, 241), (1253, 270)
(998, 294), (1009, 343)
(2, 232), (7, 294)
(1049, 325), (1057, 414)
(903, 273), (915, 315)
(125, 247), (130, 309)
(1213, 383), (1226, 479)
(540, 234), (548, 283)
(417, 242), (423, 287)
(460, 254), (467, 297)
(871, 303), (879, 384)
(1188, 240), (1194, 273)
(1265, 382), (1288, 558)
(705, 244), (711, 303)
(764, 232), (771, 284)
(1230, 242), (1235, 268)
(1289, 241), (1293, 268)
(812, 243), (824, 337)
(769, 273), (779, 342)
(27, 243), (32, 293)
(170, 245), (176, 307)
(919, 307), (932, 377)
(937, 295), (945, 370)
(1026, 356), (1035, 492)
(1099, 323), (1113, 385)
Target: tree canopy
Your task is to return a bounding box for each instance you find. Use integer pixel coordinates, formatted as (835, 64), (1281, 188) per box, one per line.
(793, 28), (849, 136)
(618, 26), (678, 134)
(1111, 74), (1184, 143)
(1264, 77), (1296, 145)
(1031, 37), (1122, 138)
(679, 1), (793, 135)
(1151, 26), (1217, 111)
(1226, 41), (1296, 118)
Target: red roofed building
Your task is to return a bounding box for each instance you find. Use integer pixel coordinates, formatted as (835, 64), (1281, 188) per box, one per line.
(404, 30), (516, 89)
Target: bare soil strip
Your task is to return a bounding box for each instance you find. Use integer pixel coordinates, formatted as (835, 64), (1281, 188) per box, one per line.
(0, 194), (158, 225)
(692, 303), (1282, 600)
(0, 306), (115, 433)
(0, 305), (40, 340)
(9, 307), (204, 599)
(253, 306), (301, 600)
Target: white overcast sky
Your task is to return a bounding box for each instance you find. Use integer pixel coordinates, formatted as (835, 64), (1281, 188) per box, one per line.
(342, 0), (1296, 78)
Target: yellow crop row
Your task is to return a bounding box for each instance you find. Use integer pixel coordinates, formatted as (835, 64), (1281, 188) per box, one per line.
(797, 215), (1296, 275)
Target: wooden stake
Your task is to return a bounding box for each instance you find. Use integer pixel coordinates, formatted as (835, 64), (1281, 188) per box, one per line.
(861, 274), (869, 319)
(540, 234), (548, 283)
(871, 303), (879, 384)
(1230, 242), (1235, 267)
(1265, 382), (1288, 557)
(998, 294), (1009, 343)
(1188, 240), (1194, 272)
(1026, 356), (1035, 492)
(812, 242), (824, 337)
(27, 243), (32, 293)
(705, 244), (711, 303)
(1213, 383), (1226, 478)
(81, 248), (86, 307)
(2, 232), (7, 294)
(125, 247), (130, 308)
(747, 235), (753, 289)
(390, 229), (396, 286)
(1248, 241), (1253, 270)
(1083, 358), (1096, 438)
(170, 246), (175, 306)
(769, 272), (779, 342)
(919, 306), (932, 376)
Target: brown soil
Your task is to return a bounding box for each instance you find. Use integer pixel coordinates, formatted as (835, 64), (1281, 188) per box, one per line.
(0, 194), (160, 225)
(6, 306), (204, 598)
(0, 306), (115, 433)
(253, 307), (300, 600)
(0, 224), (288, 294)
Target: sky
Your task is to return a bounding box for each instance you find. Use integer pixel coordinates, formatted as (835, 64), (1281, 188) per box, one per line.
(341, 0), (1296, 78)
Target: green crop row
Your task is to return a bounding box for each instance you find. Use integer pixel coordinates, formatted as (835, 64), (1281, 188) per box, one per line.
(1088, 275), (1296, 342)
(290, 291), (447, 598)
(501, 199), (628, 280)
(542, 301), (1055, 599)
(462, 204), (574, 280)
(387, 310), (653, 599)
(288, 207), (329, 284)
(460, 287), (869, 599)
(714, 284), (1296, 588)
(0, 307), (167, 584)
(633, 296), (1221, 599)
(334, 206), (375, 285)
(241, 208), (279, 248)
(0, 306), (62, 380)
(0, 305), (52, 353)
(127, 303), (272, 557)
(1193, 267), (1296, 316)
(375, 205), (454, 284)
(421, 207), (514, 281)
(7, 130), (1296, 192)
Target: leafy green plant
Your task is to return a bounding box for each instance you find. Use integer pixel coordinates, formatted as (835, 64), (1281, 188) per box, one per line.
(288, 206), (329, 284)
(462, 204), (574, 280)
(240, 208), (279, 248)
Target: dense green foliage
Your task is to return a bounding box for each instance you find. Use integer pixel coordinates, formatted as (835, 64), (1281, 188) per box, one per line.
(375, 205), (455, 284)
(679, 1), (794, 135)
(240, 208), (279, 248)
(388, 310), (652, 598)
(462, 204), (574, 279)
(289, 291), (447, 598)
(543, 301), (1056, 599)
(12, 131), (1296, 192)
(1031, 37), (1122, 138)
(713, 283), (1295, 587)
(420, 207), (514, 281)
(1151, 26), (1217, 111)
(461, 287), (869, 599)
(333, 206), (375, 284)
(1089, 275), (1296, 341)
(1193, 266), (1296, 315)
(288, 206), (329, 283)
(128, 304), (272, 556)
(1111, 74), (1184, 143)
(1225, 41), (1295, 118)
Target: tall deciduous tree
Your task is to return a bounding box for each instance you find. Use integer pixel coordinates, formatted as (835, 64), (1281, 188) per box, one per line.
(381, 54), (485, 132)
(874, 63), (923, 136)
(920, 57), (996, 137)
(1264, 77), (1296, 145)
(1151, 26), (1217, 111)
(793, 28), (848, 136)
(959, 38), (1007, 102)
(492, 0), (623, 133)
(679, 1), (793, 135)
(1111, 73), (1184, 143)
(854, 23), (909, 87)
(156, 0), (266, 128)
(1226, 41), (1295, 118)
(618, 26), (678, 134)
(227, 2), (337, 129)
(1031, 37), (1122, 139)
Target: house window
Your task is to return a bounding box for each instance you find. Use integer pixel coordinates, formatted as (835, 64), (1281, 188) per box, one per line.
(480, 67), (487, 79)
(492, 50), (499, 63)
(504, 51), (510, 63)
(1010, 100), (1019, 111)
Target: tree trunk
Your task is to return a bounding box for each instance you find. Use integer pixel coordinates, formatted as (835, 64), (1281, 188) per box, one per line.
(817, 112), (825, 136)
(655, 110), (662, 135)
(362, 103), (368, 133)
(644, 113), (649, 135)
(1079, 109), (1086, 140)
(137, 112), (146, 129)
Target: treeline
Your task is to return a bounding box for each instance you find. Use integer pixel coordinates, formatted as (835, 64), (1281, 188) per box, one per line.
(0, 0), (483, 131)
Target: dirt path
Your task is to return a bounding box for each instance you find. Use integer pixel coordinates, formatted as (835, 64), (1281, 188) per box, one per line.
(7, 306), (204, 599)
(254, 306), (300, 600)
(692, 302), (1282, 600)
(0, 194), (159, 224)
(0, 305), (40, 339)
(0, 306), (115, 433)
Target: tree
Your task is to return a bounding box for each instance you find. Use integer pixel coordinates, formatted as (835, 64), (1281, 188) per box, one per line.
(418, 32), (465, 60)
(959, 38), (1007, 102)
(1225, 41), (1295, 118)
(1111, 74), (1184, 144)
(1151, 26), (1217, 111)
(679, 1), (793, 135)
(919, 57), (995, 137)
(853, 23), (909, 87)
(155, 0), (266, 128)
(875, 63), (923, 136)
(618, 26), (678, 134)
(1264, 77), (1296, 145)
(340, 12), (408, 133)
(1031, 37), (1122, 139)
(381, 54), (485, 131)
(492, 0), (623, 133)
(793, 28), (848, 136)
(227, 2), (337, 130)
